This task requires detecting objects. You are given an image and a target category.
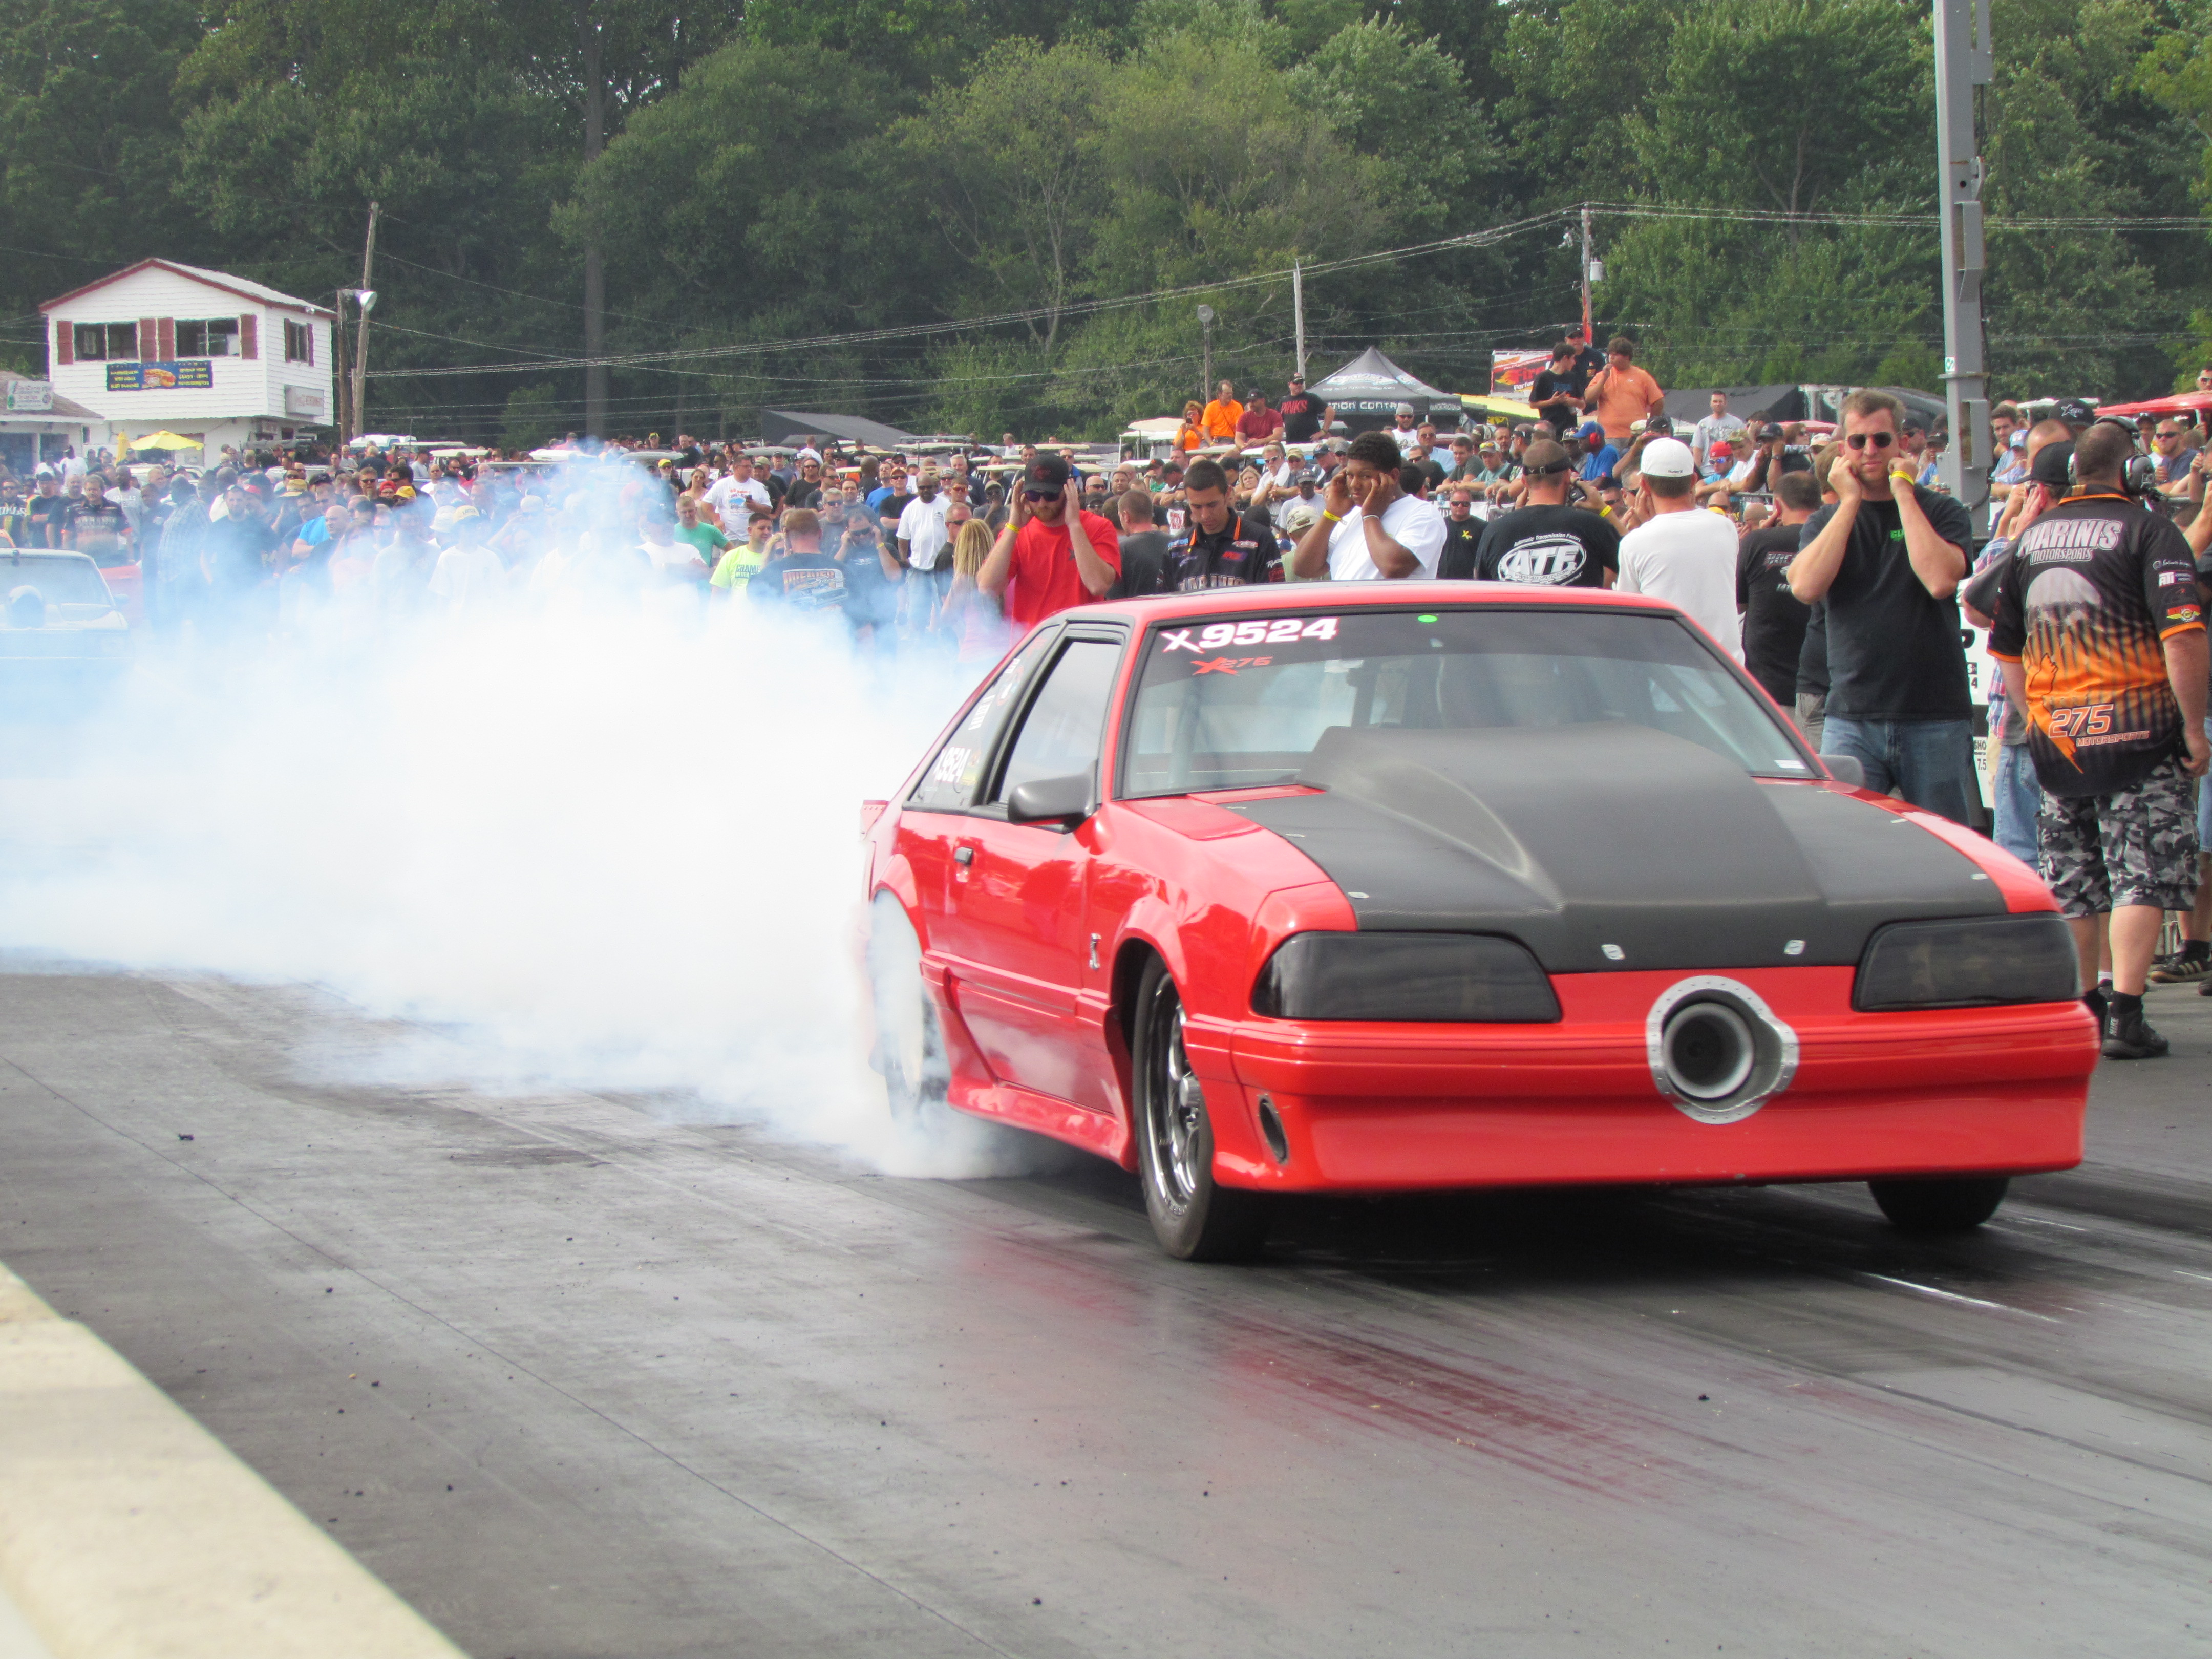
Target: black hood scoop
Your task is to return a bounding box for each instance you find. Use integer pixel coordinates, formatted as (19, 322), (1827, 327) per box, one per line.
(1221, 724), (2003, 973)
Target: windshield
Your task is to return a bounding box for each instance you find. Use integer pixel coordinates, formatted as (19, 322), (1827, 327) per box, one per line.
(1, 555), (112, 611)
(1121, 606), (1811, 796)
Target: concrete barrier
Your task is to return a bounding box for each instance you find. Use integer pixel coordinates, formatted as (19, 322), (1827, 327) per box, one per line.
(0, 1264), (467, 1659)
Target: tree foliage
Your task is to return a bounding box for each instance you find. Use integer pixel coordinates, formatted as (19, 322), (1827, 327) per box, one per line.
(0, 0), (2204, 436)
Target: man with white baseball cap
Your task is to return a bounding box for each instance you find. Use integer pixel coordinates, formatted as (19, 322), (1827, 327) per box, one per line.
(1614, 436), (1741, 660)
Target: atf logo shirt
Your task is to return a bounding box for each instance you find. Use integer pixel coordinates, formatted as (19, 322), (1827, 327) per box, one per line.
(1989, 494), (2204, 797)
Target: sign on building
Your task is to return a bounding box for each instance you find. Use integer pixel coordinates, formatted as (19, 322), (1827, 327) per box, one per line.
(284, 385), (327, 417)
(4, 380), (52, 412)
(105, 360), (215, 392)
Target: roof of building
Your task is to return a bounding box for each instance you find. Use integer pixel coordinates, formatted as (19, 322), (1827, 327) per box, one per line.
(758, 409), (922, 448)
(0, 368), (101, 421)
(39, 259), (333, 318)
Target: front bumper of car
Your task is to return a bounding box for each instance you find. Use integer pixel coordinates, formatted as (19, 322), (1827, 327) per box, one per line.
(1199, 966), (2097, 1191)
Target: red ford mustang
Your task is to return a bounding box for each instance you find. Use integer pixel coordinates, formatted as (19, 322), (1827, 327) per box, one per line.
(861, 584), (2098, 1259)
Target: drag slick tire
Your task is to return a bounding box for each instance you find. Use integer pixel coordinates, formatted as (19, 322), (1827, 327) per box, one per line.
(868, 894), (950, 1130)
(1132, 958), (1270, 1261)
(1867, 1175), (2009, 1235)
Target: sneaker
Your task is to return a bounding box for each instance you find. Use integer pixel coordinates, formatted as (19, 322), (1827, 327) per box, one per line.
(2103, 1005), (2171, 1059)
(2149, 946), (2212, 984)
(2085, 986), (2110, 1026)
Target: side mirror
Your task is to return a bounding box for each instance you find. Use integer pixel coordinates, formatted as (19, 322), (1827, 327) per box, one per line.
(1823, 753), (1866, 788)
(1005, 773), (1093, 826)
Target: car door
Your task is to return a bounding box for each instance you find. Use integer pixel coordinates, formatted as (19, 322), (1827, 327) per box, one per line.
(895, 629), (1060, 938)
(934, 627), (1128, 1109)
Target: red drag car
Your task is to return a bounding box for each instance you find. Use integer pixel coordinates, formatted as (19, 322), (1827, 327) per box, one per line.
(861, 584), (2098, 1259)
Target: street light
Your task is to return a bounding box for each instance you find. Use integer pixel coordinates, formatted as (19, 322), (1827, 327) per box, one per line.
(1197, 304), (1215, 401)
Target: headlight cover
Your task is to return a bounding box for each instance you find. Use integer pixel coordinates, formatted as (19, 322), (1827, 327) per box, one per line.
(1853, 913), (2079, 1011)
(1252, 931), (1561, 1023)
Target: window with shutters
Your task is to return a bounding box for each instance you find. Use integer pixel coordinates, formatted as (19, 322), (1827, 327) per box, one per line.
(283, 319), (313, 364)
(72, 323), (140, 361)
(174, 319), (239, 358)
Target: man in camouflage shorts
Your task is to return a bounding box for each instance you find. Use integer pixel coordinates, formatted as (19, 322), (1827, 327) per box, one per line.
(1990, 421), (2211, 1058)
(2040, 762), (2200, 921)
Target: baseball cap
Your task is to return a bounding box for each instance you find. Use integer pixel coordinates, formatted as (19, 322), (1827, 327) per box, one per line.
(1901, 415), (1926, 434)
(2052, 398), (2097, 428)
(1025, 454), (1071, 493)
(2029, 440), (2075, 490)
(1639, 437), (1697, 479)
(1576, 420), (1606, 442)
(1758, 422), (1784, 440)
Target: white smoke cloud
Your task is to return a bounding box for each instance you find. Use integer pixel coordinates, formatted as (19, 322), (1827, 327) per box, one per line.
(0, 587), (1059, 1178)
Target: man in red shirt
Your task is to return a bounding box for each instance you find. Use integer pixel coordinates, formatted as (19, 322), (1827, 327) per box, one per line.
(1236, 389), (1282, 447)
(979, 453), (1120, 626)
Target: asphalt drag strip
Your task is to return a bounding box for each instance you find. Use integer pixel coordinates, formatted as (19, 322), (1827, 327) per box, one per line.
(1, 967), (2207, 1658)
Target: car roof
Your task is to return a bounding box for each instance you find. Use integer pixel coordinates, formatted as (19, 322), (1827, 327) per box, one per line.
(1063, 581), (1684, 627)
(1, 549), (98, 568)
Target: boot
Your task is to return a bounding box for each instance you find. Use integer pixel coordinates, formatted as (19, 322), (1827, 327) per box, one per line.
(2103, 992), (2170, 1060)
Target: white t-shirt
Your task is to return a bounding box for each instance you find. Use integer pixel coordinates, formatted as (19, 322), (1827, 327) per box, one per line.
(707, 475), (771, 519)
(1615, 508), (1742, 660)
(897, 494), (951, 571)
(1325, 492), (1446, 581)
(1691, 413), (1748, 457)
(427, 543), (508, 615)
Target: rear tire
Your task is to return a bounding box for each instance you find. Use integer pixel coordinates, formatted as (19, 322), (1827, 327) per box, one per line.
(1868, 1175), (2009, 1235)
(1132, 958), (1270, 1261)
(868, 894), (950, 1130)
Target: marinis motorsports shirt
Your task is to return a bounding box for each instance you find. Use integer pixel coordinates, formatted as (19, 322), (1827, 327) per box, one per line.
(1988, 493), (2204, 797)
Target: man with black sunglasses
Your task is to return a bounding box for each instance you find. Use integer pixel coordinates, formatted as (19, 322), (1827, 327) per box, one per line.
(1787, 388), (1976, 822)
(979, 453), (1120, 625)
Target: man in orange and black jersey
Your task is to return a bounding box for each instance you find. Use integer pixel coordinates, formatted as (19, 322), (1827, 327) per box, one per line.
(1155, 458), (1281, 592)
(1990, 419), (2211, 1058)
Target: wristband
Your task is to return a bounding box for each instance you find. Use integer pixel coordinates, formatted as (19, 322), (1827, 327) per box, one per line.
(1322, 509), (1342, 523)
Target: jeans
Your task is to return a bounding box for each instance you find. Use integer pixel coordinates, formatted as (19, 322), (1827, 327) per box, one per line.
(1991, 741), (2042, 865)
(1820, 715), (1976, 825)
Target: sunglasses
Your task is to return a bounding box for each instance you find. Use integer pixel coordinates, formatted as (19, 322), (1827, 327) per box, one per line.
(1022, 488), (1058, 502)
(1844, 432), (1897, 450)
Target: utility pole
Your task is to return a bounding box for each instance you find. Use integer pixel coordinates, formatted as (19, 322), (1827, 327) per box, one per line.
(334, 288), (352, 446)
(1292, 262), (1306, 383)
(577, 0), (608, 440)
(1934, 0), (1992, 511)
(1580, 205), (1594, 345)
(350, 201), (381, 451)
(1197, 304), (1215, 401)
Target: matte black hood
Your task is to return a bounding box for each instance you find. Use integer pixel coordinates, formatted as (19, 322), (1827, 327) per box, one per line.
(1222, 724), (2005, 973)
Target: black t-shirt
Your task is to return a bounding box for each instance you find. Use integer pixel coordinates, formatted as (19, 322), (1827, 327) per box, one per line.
(1439, 514), (1482, 578)
(23, 492), (68, 549)
(747, 550), (847, 610)
(878, 491), (914, 529)
(841, 540), (898, 628)
(1110, 527), (1172, 598)
(62, 499), (130, 558)
(1161, 511), (1280, 590)
(1278, 391), (1328, 443)
(1736, 524), (1812, 707)
(782, 480), (823, 513)
(1529, 367), (1584, 429)
(0, 497), (31, 544)
(1457, 502), (1620, 587)
(209, 515), (276, 591)
(1989, 493), (2204, 796)
(1797, 601), (1828, 698)
(1799, 486), (1974, 720)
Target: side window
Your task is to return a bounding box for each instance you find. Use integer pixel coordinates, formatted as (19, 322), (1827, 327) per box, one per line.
(906, 635), (1053, 811)
(994, 639), (1124, 803)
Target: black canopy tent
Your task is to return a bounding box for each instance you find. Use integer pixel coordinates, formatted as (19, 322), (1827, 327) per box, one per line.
(757, 410), (920, 449)
(1304, 348), (1462, 433)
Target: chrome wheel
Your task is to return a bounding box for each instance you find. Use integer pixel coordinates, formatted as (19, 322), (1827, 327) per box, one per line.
(1132, 958), (1270, 1261)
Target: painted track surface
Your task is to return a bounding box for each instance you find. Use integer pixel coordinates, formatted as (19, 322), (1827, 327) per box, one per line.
(1, 969), (2207, 1658)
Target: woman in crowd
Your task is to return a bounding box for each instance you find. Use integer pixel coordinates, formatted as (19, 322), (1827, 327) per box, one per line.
(935, 517), (1004, 662)
(1176, 401), (1207, 454)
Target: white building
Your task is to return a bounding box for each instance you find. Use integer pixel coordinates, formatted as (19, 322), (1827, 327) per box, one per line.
(40, 260), (336, 459)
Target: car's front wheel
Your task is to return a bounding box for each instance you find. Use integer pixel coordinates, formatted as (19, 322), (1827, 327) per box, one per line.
(1132, 958), (1270, 1261)
(1868, 1175), (2009, 1235)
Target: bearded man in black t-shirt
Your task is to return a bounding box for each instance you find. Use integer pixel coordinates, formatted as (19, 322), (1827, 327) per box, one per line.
(1786, 389), (1976, 823)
